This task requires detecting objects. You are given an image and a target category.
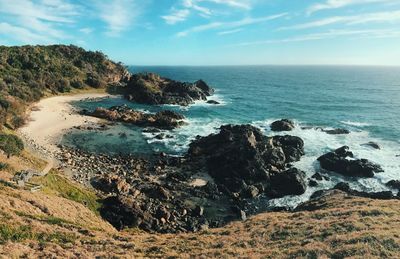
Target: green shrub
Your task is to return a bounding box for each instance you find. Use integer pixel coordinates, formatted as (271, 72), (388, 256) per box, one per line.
(0, 133), (24, 158)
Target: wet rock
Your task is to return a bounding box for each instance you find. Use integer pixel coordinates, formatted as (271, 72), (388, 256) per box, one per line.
(124, 73), (214, 106)
(308, 179), (318, 187)
(361, 141), (381, 150)
(268, 168), (307, 198)
(311, 172), (330, 181)
(270, 119), (295, 132)
(206, 100), (220, 105)
(317, 146), (383, 178)
(322, 128), (350, 135)
(386, 180), (400, 190)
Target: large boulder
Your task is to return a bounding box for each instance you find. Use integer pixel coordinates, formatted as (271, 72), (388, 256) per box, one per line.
(317, 146), (384, 178)
(123, 73), (214, 106)
(268, 168), (307, 198)
(270, 119), (295, 132)
(187, 124), (305, 196)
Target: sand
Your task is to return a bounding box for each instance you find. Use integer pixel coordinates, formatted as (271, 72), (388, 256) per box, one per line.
(19, 93), (110, 155)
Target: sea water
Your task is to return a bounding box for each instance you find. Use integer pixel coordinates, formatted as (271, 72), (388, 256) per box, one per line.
(62, 66), (400, 206)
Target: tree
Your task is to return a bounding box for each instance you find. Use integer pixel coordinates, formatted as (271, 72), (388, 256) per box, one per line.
(0, 133), (24, 158)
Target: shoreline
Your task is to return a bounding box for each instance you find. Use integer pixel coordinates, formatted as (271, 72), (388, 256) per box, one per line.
(18, 93), (111, 157)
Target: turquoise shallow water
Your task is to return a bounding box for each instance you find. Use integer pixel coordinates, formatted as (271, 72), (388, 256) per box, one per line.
(63, 66), (400, 206)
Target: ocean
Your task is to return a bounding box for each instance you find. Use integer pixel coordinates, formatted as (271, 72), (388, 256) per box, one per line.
(62, 65), (400, 206)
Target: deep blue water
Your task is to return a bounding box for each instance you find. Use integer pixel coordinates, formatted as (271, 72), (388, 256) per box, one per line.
(63, 66), (400, 206)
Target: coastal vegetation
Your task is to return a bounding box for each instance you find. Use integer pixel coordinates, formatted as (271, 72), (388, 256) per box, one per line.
(0, 133), (24, 158)
(0, 45), (128, 129)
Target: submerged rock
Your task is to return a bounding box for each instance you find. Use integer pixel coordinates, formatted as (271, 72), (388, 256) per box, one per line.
(322, 128), (350, 135)
(206, 100), (220, 105)
(270, 119), (295, 132)
(187, 124), (306, 197)
(317, 146), (383, 178)
(82, 105), (185, 130)
(361, 141), (381, 150)
(123, 73), (214, 106)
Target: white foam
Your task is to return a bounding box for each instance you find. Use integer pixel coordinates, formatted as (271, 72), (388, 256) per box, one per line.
(341, 120), (371, 127)
(252, 119), (400, 208)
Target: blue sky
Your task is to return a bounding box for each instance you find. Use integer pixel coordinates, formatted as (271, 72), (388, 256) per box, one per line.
(1, 0), (400, 65)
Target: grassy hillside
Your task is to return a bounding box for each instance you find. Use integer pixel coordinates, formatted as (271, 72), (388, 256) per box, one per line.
(0, 45), (128, 129)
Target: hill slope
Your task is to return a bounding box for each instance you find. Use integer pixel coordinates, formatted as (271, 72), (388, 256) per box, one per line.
(0, 45), (129, 129)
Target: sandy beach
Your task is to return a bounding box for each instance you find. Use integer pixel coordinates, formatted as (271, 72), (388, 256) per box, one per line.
(19, 93), (110, 155)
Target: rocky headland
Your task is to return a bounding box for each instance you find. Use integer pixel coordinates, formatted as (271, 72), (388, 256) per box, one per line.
(118, 73), (215, 106)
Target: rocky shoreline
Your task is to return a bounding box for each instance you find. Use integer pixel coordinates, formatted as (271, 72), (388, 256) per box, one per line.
(51, 121), (400, 234)
(17, 75), (400, 234)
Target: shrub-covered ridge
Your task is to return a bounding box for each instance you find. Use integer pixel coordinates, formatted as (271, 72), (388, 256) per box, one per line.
(0, 45), (129, 129)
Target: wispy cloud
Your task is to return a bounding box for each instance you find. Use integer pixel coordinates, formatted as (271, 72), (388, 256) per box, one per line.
(308, 0), (397, 15)
(177, 13), (287, 37)
(162, 0), (254, 25)
(96, 0), (143, 36)
(0, 0), (80, 44)
(280, 10), (400, 30)
(162, 9), (191, 25)
(218, 28), (243, 35)
(235, 29), (400, 46)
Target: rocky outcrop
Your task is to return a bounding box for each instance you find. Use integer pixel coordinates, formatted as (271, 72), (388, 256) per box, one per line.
(187, 124), (306, 197)
(82, 105), (185, 130)
(317, 146), (383, 177)
(122, 73), (214, 106)
(270, 119), (295, 132)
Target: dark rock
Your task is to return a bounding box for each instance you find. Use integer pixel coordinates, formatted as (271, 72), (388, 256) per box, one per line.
(322, 128), (350, 135)
(386, 180), (400, 190)
(124, 73), (214, 106)
(270, 119), (295, 132)
(268, 168), (307, 198)
(334, 182), (396, 200)
(311, 172), (329, 181)
(194, 205), (204, 216)
(317, 146), (383, 178)
(83, 105), (185, 130)
(308, 179), (318, 187)
(244, 185), (260, 198)
(206, 100), (220, 105)
(361, 141), (381, 150)
(187, 124), (305, 195)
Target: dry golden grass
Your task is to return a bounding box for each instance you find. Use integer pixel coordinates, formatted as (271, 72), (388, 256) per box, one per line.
(0, 152), (399, 258)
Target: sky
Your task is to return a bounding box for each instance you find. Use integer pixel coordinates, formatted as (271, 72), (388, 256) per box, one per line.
(1, 0), (400, 66)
